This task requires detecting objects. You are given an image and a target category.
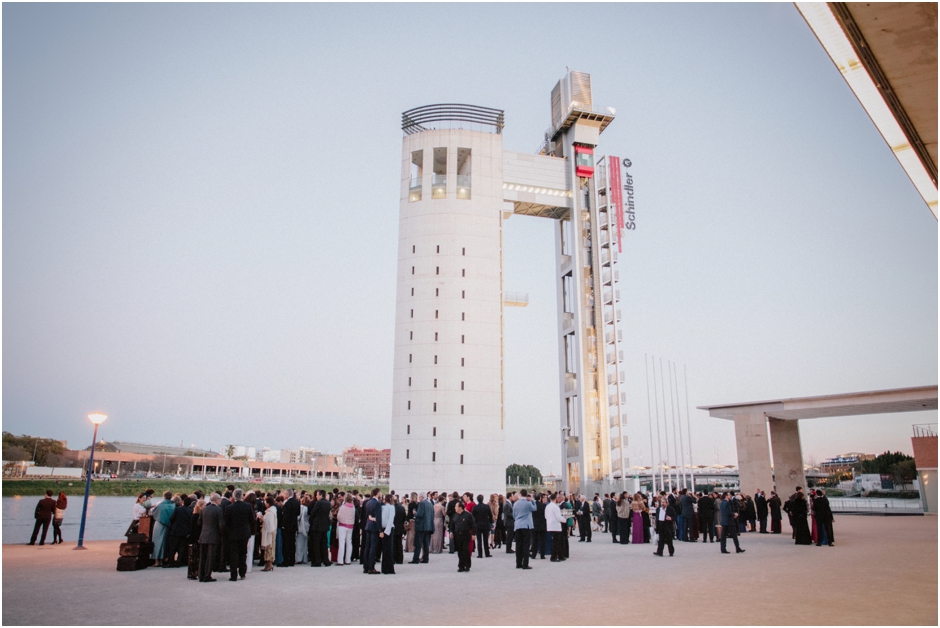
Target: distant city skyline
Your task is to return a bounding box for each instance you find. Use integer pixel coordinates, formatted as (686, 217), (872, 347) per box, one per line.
(3, 3), (936, 476)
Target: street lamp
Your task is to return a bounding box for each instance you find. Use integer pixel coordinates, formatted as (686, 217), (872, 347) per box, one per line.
(75, 412), (107, 550)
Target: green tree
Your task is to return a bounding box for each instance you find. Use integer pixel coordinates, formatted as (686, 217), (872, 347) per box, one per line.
(2, 445), (30, 461)
(506, 463), (542, 485)
(226, 445), (235, 459)
(1, 432), (66, 466)
(889, 459), (917, 487)
(856, 451), (914, 475)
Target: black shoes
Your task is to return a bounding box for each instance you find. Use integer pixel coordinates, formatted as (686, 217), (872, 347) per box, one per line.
(721, 550), (731, 554)
(521, 566), (532, 570)
(408, 561), (420, 564)
(736, 549), (746, 553)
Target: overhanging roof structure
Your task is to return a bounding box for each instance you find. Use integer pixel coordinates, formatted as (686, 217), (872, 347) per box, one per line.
(699, 385), (938, 421)
(796, 2), (938, 218)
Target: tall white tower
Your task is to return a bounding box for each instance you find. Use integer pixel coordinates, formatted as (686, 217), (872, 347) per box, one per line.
(391, 74), (627, 497)
(390, 105), (507, 496)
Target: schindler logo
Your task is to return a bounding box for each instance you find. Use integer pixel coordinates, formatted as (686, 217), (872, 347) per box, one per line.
(622, 158), (636, 231)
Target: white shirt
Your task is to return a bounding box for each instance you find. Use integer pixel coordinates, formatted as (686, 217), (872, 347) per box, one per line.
(545, 501), (566, 532)
(658, 507), (668, 522)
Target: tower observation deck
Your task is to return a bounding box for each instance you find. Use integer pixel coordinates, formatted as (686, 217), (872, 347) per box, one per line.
(391, 72), (630, 496)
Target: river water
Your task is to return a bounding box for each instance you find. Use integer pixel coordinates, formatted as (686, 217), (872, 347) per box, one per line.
(3, 496), (142, 543)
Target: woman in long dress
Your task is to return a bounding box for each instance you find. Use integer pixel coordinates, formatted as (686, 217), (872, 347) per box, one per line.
(150, 491), (176, 566)
(790, 491), (813, 545)
(405, 492), (418, 553)
(187, 499), (204, 580)
(631, 493), (645, 544)
(616, 493), (631, 544)
(809, 490), (819, 544)
(430, 495), (446, 553)
(380, 494), (396, 574)
(261, 496), (277, 571)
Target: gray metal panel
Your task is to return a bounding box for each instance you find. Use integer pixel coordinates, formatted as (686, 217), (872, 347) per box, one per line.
(570, 71), (592, 107)
(551, 80), (562, 129)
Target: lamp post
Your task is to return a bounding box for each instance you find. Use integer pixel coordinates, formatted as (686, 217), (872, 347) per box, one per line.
(75, 412), (107, 550)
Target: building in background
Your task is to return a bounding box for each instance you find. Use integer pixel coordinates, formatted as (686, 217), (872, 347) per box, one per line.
(390, 70), (628, 495)
(912, 423), (937, 513)
(344, 446), (390, 480)
(820, 452), (875, 473)
(280, 447), (320, 464)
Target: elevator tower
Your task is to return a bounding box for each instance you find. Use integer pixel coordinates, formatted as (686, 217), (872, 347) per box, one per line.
(391, 73), (628, 495)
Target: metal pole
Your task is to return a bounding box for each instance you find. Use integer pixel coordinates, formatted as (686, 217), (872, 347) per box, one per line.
(645, 354), (656, 497)
(659, 357), (671, 491)
(684, 364), (695, 491)
(672, 362), (687, 489)
(75, 424), (99, 549)
(652, 355), (664, 492)
(668, 361), (681, 490)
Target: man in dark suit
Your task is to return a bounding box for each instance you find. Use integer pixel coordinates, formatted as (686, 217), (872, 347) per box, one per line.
(503, 493), (516, 554)
(351, 491), (362, 561)
(769, 491), (783, 534)
(604, 493), (618, 542)
(308, 489), (332, 567)
(697, 492), (716, 543)
(199, 493), (225, 582)
(362, 488), (382, 574)
(529, 494), (547, 559)
(215, 490), (233, 573)
(679, 489), (695, 542)
(166, 497), (193, 566)
(280, 489), (300, 567)
(653, 498), (677, 556)
(410, 493), (434, 564)
(813, 489), (835, 546)
(29, 490), (57, 545)
(392, 495), (407, 564)
(224, 489), (255, 580)
(719, 492), (745, 554)
(755, 490), (769, 533)
(471, 494), (493, 558)
(577, 495), (592, 543)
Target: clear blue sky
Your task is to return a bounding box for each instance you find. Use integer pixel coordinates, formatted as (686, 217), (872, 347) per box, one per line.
(4, 3), (936, 474)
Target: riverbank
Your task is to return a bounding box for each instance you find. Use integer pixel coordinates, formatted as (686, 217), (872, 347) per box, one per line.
(1, 479), (383, 498)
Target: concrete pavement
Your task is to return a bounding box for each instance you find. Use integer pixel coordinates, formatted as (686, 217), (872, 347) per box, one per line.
(2, 515), (936, 625)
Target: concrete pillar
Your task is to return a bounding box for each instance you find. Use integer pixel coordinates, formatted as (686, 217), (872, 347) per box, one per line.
(733, 412), (774, 496)
(769, 419), (806, 499)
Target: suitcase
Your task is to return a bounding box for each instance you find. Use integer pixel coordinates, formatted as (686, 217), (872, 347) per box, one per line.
(119, 542), (154, 557)
(137, 515), (153, 539)
(125, 533), (148, 543)
(116, 555), (150, 571)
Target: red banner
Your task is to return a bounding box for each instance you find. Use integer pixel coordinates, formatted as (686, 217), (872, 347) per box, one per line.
(609, 156), (624, 253)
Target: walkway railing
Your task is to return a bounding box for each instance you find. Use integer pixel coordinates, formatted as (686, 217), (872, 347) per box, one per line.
(829, 497), (923, 515)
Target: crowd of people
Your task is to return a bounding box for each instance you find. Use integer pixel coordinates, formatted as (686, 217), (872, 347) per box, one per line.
(114, 482), (834, 582)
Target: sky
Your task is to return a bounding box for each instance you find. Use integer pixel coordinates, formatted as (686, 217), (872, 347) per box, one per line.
(3, 3), (936, 475)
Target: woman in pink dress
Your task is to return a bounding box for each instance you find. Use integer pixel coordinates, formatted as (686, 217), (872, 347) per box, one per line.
(631, 493), (645, 544)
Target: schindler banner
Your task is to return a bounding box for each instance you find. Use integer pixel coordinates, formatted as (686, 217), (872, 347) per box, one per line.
(609, 156), (624, 252)
(622, 158), (635, 234)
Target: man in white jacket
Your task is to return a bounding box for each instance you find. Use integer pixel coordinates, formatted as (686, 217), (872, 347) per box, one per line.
(545, 493), (568, 563)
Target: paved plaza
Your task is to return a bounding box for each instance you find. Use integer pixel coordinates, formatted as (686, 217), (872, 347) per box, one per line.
(3, 515), (936, 625)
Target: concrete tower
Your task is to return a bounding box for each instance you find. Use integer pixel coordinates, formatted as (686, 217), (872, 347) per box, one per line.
(390, 105), (507, 496)
(391, 74), (627, 496)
